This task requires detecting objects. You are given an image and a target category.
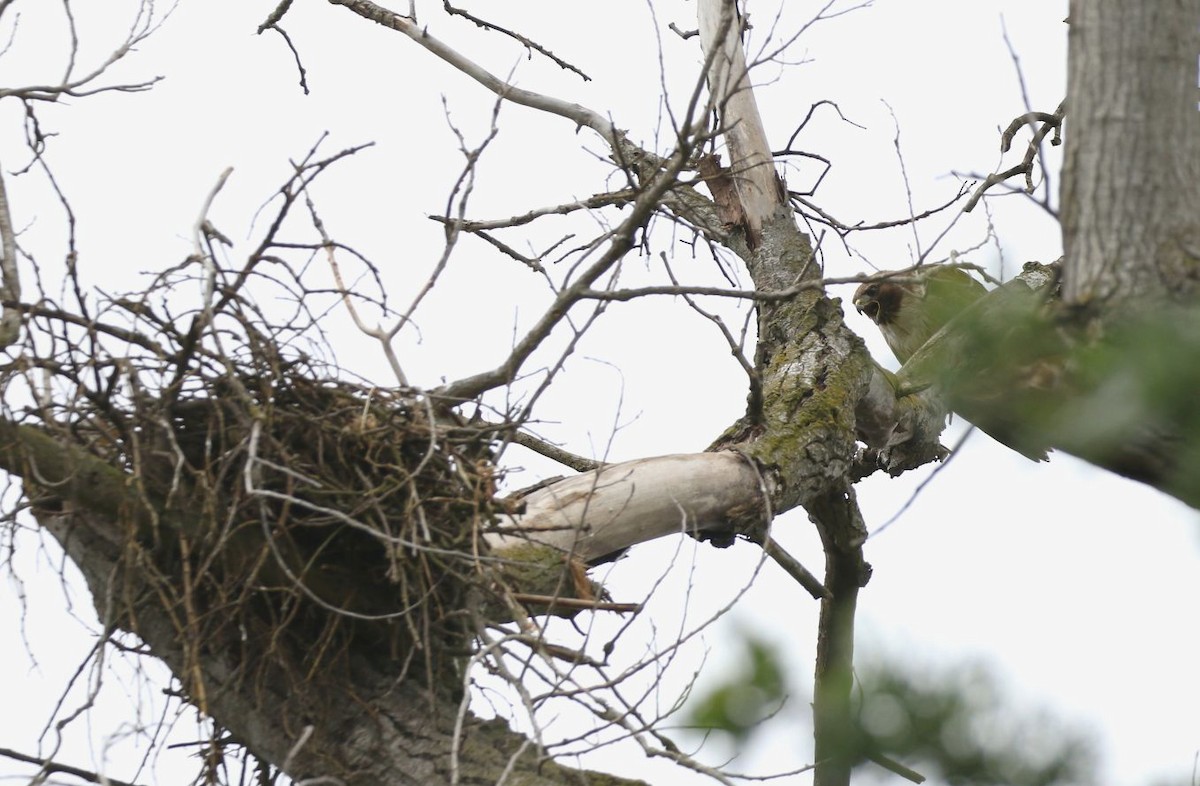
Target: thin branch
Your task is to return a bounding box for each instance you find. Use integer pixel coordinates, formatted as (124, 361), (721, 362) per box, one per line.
(305, 187), (411, 387)
(757, 535), (829, 600)
(657, 251), (761, 418)
(397, 93), (503, 331)
(509, 593), (639, 613)
(458, 227), (548, 274)
(328, 0), (616, 139)
(668, 22), (698, 40)
(867, 752), (926, 784)
(1000, 17), (1058, 214)
(433, 120), (699, 402)
(13, 302), (167, 355)
(573, 261), (994, 304)
(0, 0), (170, 101)
(441, 1), (591, 81)
(264, 24), (310, 95)
(883, 100), (923, 261)
(503, 429), (603, 472)
(0, 747), (146, 786)
(778, 99), (866, 153)
(428, 189), (636, 232)
(789, 183), (968, 237)
(964, 101), (1064, 213)
(193, 166), (234, 318)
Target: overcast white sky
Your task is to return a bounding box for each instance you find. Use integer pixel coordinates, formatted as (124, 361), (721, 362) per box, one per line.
(2, 1), (1199, 785)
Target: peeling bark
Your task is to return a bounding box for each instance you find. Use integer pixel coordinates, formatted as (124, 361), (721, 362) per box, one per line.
(490, 451), (769, 562)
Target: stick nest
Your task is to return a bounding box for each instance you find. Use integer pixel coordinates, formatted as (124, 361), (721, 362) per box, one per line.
(73, 354), (501, 692)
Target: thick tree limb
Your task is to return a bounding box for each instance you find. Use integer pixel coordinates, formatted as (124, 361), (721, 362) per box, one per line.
(698, 1), (786, 246)
(490, 452), (771, 562)
(36, 504), (647, 786)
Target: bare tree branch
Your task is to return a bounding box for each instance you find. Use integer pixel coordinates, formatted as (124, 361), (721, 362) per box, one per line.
(433, 129), (698, 403)
(328, 0), (616, 139)
(0, 747), (146, 786)
(441, 1), (592, 81)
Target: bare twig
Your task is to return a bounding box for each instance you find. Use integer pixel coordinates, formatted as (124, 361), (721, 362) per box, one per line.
(503, 429), (603, 472)
(0, 747), (146, 786)
(441, 1), (592, 81)
(328, 0), (616, 140)
(509, 593), (640, 613)
(757, 536), (829, 600)
(428, 189), (636, 232)
(658, 251), (762, 418)
(193, 166), (234, 317)
(264, 24), (310, 95)
(789, 183), (968, 237)
(668, 22), (699, 39)
(867, 751), (926, 784)
(433, 122), (700, 402)
(964, 101), (1065, 213)
(306, 189), (411, 387)
(0, 0), (169, 101)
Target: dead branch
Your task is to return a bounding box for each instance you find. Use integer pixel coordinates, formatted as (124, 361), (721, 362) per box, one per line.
(698, 0), (786, 244)
(433, 124), (701, 403)
(441, 2), (592, 81)
(428, 189), (637, 232)
(0, 747), (146, 786)
(328, 0), (616, 139)
(0, 0), (168, 102)
(964, 101), (1065, 213)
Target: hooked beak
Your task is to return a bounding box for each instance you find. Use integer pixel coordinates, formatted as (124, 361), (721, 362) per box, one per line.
(854, 296), (879, 321)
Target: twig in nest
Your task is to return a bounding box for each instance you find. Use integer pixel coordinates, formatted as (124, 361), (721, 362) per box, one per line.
(510, 593), (640, 614)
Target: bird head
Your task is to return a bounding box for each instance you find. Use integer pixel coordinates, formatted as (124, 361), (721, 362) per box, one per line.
(853, 280), (909, 328)
(852, 267), (988, 364)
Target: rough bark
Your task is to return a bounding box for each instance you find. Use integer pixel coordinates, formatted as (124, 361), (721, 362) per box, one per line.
(40, 505), (645, 786)
(696, 6), (874, 786)
(1061, 0), (1200, 303)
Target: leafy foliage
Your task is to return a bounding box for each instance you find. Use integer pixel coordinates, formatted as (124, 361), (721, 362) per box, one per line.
(855, 660), (1096, 786)
(686, 634), (789, 742)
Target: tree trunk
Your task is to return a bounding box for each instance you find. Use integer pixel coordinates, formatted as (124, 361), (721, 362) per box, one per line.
(1061, 0), (1200, 303)
(41, 504), (648, 786)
